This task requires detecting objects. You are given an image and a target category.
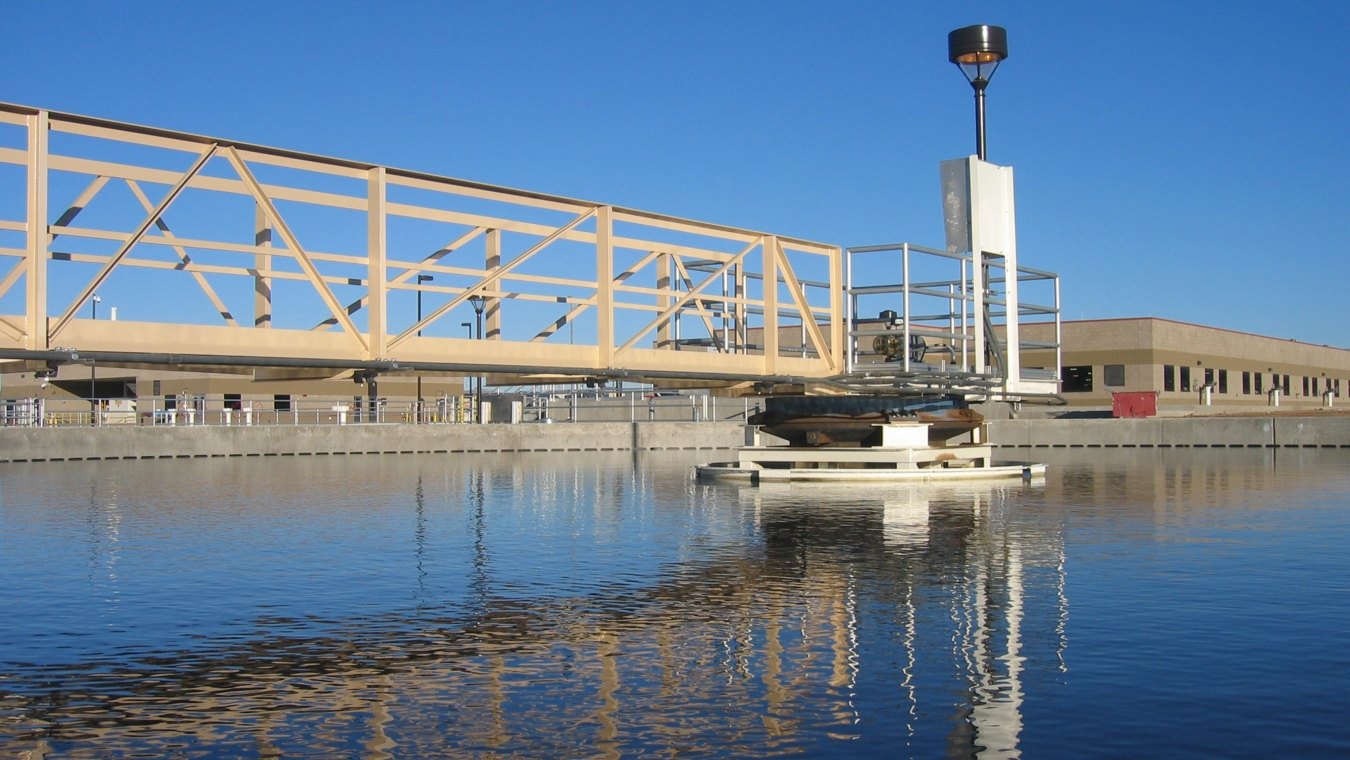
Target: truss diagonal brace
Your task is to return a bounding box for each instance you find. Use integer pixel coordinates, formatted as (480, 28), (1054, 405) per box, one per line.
(616, 237), (759, 355)
(51, 143), (217, 340)
(389, 207), (596, 350)
(224, 146), (368, 352)
(773, 242), (835, 371)
(126, 180), (239, 327)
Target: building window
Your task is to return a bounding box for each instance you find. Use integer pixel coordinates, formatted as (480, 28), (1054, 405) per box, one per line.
(1218, 369), (1228, 394)
(1180, 366), (1192, 392)
(1313, 377), (1320, 396)
(1242, 371), (1251, 395)
(1283, 375), (1291, 395)
(1255, 373), (1263, 394)
(1062, 365), (1093, 393)
(224, 393), (242, 411)
(1104, 364), (1125, 387)
(274, 394), (292, 412)
(1163, 365), (1175, 392)
(1204, 368), (1215, 388)
(1302, 376), (1310, 397)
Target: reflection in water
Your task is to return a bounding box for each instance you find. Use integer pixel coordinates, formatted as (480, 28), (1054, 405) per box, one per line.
(747, 481), (1063, 758)
(1, 449), (1346, 757)
(413, 475), (427, 608)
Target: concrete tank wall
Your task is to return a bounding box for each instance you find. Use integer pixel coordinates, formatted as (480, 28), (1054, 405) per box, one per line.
(3, 417), (1347, 464)
(0, 422), (749, 463)
(987, 416), (1350, 449)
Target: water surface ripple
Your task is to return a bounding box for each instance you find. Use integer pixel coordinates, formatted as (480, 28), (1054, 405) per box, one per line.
(2, 448), (1348, 757)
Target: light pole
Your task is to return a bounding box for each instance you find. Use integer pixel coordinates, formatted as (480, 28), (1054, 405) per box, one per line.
(415, 274), (434, 421)
(90, 294), (101, 412)
(469, 295), (486, 423)
(948, 24), (1008, 161)
(461, 321), (474, 421)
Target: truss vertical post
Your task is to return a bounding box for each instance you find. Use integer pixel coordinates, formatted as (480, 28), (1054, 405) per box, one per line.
(721, 268), (730, 353)
(762, 236), (779, 375)
(24, 110), (49, 351)
(485, 229), (501, 340)
(656, 252), (671, 349)
(366, 167), (388, 359)
(829, 244), (845, 373)
(595, 206), (613, 367)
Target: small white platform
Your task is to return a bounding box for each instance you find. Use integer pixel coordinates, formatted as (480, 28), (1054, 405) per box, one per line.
(696, 423), (1046, 484)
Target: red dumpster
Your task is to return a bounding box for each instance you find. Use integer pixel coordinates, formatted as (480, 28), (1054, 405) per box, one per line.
(1112, 391), (1158, 418)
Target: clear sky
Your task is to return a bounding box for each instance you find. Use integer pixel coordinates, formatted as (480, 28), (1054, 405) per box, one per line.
(4, 1), (1347, 347)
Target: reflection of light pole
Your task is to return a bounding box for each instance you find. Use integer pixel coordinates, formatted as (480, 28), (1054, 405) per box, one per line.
(90, 293), (101, 408)
(470, 469), (488, 609)
(469, 295), (486, 423)
(948, 24), (1009, 161)
(414, 475), (427, 606)
(416, 274), (434, 420)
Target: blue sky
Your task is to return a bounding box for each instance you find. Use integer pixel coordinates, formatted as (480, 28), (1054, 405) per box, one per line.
(4, 1), (1347, 348)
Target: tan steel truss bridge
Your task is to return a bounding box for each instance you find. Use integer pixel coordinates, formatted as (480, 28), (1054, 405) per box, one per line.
(0, 103), (845, 390)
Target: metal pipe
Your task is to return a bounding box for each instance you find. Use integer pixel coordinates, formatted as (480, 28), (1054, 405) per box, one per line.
(0, 348), (812, 385)
(974, 82), (988, 161)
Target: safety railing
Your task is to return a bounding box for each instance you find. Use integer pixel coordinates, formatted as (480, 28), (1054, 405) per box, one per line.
(842, 241), (1061, 398)
(2, 394), (765, 427)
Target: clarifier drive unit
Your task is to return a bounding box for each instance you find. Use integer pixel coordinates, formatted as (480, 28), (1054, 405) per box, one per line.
(696, 395), (1046, 484)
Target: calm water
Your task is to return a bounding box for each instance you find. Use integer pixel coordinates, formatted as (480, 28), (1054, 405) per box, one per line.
(2, 447), (1348, 758)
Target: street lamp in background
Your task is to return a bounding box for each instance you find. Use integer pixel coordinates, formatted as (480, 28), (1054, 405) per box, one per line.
(90, 293), (101, 411)
(460, 320), (474, 422)
(415, 274), (434, 420)
(948, 24), (1008, 161)
(468, 295), (486, 423)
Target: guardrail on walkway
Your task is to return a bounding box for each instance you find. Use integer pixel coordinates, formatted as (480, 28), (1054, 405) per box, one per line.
(3, 394), (766, 427)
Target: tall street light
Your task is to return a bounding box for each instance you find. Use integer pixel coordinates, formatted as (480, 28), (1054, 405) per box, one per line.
(90, 293), (101, 411)
(415, 274), (434, 420)
(469, 295), (486, 423)
(948, 24), (1008, 161)
(461, 320), (474, 422)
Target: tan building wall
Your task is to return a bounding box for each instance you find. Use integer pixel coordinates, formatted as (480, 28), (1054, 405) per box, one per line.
(1022, 318), (1350, 410)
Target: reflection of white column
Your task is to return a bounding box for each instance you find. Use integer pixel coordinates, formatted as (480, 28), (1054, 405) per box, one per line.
(900, 585), (919, 739)
(969, 543), (1024, 759)
(954, 486), (1025, 759)
(883, 488), (930, 547)
(1056, 536), (1070, 673)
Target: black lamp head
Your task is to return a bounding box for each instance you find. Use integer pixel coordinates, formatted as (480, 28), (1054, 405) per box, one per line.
(948, 24), (1008, 87)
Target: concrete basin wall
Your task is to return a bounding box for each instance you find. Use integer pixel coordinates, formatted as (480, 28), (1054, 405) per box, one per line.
(4, 417), (1348, 464)
(0, 422), (749, 463)
(988, 417), (1350, 449)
